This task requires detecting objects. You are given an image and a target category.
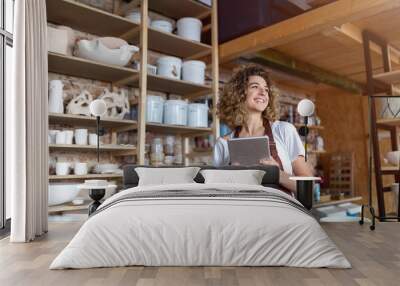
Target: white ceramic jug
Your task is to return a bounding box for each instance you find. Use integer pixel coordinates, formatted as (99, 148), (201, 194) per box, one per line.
(49, 80), (64, 114)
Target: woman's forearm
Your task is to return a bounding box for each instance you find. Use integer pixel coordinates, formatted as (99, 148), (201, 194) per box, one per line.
(279, 170), (297, 193)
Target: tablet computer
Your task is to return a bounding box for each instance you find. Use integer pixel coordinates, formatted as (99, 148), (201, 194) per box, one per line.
(227, 136), (271, 166)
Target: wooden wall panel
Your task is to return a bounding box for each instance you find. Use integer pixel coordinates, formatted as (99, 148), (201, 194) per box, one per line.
(315, 87), (368, 200)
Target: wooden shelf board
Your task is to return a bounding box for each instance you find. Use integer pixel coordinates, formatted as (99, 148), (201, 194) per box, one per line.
(46, 0), (139, 37)
(146, 123), (211, 135)
(314, 196), (363, 208)
(48, 203), (90, 214)
(148, 0), (211, 19)
(147, 28), (211, 59)
(48, 52), (139, 85)
(49, 113), (137, 130)
(373, 70), (400, 85)
(49, 173), (123, 180)
(49, 144), (136, 152)
(147, 74), (211, 97)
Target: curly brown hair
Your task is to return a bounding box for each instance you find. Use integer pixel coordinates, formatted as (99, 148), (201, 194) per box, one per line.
(217, 64), (279, 130)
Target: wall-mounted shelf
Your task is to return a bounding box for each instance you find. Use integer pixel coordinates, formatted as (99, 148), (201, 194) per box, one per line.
(49, 144), (136, 154)
(48, 52), (139, 85)
(146, 123), (211, 136)
(148, 0), (211, 19)
(49, 113), (137, 131)
(147, 74), (211, 97)
(49, 173), (123, 181)
(46, 0), (139, 37)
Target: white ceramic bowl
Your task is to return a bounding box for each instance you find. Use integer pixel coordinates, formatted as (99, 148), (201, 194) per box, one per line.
(76, 39), (139, 67)
(94, 163), (120, 174)
(48, 183), (80, 206)
(151, 20), (173, 33)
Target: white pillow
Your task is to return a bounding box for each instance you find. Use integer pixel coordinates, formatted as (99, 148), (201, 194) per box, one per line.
(200, 169), (266, 185)
(135, 167), (201, 186)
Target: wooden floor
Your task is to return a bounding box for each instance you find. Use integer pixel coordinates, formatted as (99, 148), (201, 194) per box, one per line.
(0, 221), (399, 286)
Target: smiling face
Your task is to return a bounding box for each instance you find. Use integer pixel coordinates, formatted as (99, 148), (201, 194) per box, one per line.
(244, 75), (269, 113)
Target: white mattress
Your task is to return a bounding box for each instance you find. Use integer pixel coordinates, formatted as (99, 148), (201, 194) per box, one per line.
(50, 183), (351, 269)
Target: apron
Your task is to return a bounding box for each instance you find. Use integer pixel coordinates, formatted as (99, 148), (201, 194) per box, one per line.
(232, 121), (294, 196)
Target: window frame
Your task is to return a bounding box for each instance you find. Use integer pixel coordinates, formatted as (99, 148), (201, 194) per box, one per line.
(0, 0), (13, 233)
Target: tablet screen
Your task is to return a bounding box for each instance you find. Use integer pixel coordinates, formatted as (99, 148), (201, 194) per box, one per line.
(227, 136), (271, 166)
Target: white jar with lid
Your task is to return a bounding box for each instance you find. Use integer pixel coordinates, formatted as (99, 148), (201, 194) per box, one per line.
(182, 60), (206, 84)
(164, 100), (188, 125)
(188, 103), (208, 127)
(146, 95), (165, 123)
(177, 17), (202, 42)
(156, 56), (182, 79)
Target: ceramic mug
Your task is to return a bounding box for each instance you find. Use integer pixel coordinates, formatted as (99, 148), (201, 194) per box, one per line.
(56, 162), (71, 176)
(74, 162), (88, 175)
(74, 129), (88, 145)
(89, 133), (98, 146)
(64, 130), (74, 145)
(49, 130), (59, 144)
(55, 131), (66, 145)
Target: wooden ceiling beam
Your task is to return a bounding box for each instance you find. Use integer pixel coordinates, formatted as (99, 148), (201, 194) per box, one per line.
(219, 0), (400, 63)
(321, 23), (400, 64)
(247, 49), (363, 94)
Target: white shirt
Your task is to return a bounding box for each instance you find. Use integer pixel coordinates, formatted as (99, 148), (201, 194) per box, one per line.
(213, 121), (305, 175)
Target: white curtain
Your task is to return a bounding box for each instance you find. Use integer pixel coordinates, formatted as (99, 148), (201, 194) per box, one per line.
(7, 0), (48, 242)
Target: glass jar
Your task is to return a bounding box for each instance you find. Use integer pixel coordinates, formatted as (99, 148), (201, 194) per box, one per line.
(151, 137), (164, 165)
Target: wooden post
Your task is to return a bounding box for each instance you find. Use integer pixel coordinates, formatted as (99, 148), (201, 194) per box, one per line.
(211, 0), (220, 141)
(137, 0), (148, 165)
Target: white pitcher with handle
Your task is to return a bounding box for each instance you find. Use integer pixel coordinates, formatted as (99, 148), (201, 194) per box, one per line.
(49, 80), (64, 114)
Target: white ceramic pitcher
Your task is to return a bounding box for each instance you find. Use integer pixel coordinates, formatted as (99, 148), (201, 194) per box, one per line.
(49, 80), (64, 114)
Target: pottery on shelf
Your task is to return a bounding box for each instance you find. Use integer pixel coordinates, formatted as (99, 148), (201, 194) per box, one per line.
(49, 80), (64, 114)
(99, 88), (130, 119)
(75, 38), (139, 67)
(66, 90), (93, 116)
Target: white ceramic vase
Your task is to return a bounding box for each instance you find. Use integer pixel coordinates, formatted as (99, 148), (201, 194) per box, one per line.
(49, 80), (64, 114)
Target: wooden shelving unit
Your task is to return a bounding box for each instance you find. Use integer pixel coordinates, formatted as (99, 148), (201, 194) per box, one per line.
(49, 113), (137, 131)
(148, 0), (211, 19)
(46, 0), (219, 212)
(46, 0), (140, 37)
(147, 74), (211, 98)
(146, 123), (211, 136)
(49, 143), (136, 153)
(132, 27), (212, 59)
(48, 52), (139, 84)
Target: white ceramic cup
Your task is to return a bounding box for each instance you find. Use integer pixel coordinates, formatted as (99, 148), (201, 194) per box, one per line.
(49, 130), (59, 144)
(74, 162), (88, 175)
(56, 162), (71, 176)
(89, 133), (98, 146)
(64, 130), (74, 145)
(74, 129), (88, 145)
(55, 131), (67, 145)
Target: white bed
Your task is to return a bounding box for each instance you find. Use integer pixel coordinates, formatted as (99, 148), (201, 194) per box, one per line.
(50, 183), (351, 269)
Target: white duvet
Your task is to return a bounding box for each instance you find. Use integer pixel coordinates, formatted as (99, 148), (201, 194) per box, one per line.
(50, 183), (351, 269)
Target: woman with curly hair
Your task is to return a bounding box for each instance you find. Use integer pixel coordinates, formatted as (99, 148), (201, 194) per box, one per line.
(213, 64), (313, 193)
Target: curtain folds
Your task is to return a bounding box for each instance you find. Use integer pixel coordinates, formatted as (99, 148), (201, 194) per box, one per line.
(8, 0), (48, 242)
